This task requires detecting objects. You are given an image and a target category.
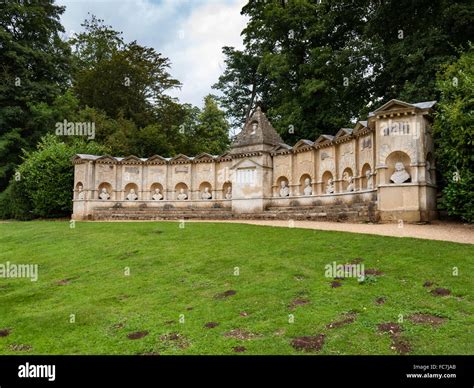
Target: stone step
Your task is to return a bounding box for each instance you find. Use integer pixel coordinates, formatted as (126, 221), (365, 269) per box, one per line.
(94, 208), (231, 214)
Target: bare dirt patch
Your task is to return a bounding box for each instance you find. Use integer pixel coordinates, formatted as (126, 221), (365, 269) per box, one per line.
(224, 329), (258, 340)
(290, 334), (325, 352)
(327, 312), (357, 329)
(233, 346), (246, 353)
(377, 322), (412, 354)
(408, 313), (447, 326)
(431, 288), (451, 296)
(377, 322), (402, 335)
(127, 331), (149, 340)
(423, 281), (434, 288)
(330, 280), (342, 288)
(159, 332), (190, 349)
(9, 344), (32, 352)
(375, 297), (386, 305)
(0, 328), (11, 337)
(288, 298), (310, 310)
(391, 337), (412, 354)
(215, 290), (237, 299)
(204, 322), (219, 329)
(239, 311), (249, 317)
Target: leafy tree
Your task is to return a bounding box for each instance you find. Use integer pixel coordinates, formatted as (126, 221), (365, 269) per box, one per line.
(215, 0), (473, 143)
(0, 135), (108, 220)
(69, 14), (124, 70)
(0, 0), (71, 191)
(194, 95), (230, 155)
(71, 16), (181, 128)
(212, 47), (264, 131)
(433, 47), (474, 222)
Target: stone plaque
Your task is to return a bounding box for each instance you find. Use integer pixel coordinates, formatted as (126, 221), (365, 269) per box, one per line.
(175, 166), (189, 173)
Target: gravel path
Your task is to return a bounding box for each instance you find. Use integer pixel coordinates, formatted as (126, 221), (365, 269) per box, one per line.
(187, 219), (474, 245)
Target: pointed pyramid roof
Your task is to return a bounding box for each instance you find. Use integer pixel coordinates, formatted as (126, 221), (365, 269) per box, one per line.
(231, 106), (283, 150)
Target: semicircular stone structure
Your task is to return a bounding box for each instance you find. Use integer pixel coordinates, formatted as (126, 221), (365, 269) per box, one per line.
(72, 99), (438, 223)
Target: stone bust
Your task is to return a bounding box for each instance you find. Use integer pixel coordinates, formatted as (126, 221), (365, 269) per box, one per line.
(99, 188), (110, 200)
(279, 181), (290, 197)
(366, 169), (373, 189)
(303, 178), (312, 196)
(326, 178), (335, 194)
(390, 162), (410, 184)
(126, 188), (138, 200)
(77, 185), (85, 200)
(152, 188), (163, 200)
(225, 186), (232, 199)
(201, 187), (212, 200)
(177, 188), (188, 200)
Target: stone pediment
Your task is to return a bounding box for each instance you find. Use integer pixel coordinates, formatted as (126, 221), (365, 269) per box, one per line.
(230, 157), (268, 170)
(335, 128), (353, 139)
(146, 155), (167, 164)
(193, 153), (216, 162)
(121, 155), (143, 164)
(170, 154), (191, 164)
(314, 135), (334, 146)
(95, 155), (117, 164)
(216, 151), (232, 161)
(374, 99), (414, 113)
(293, 139), (314, 151)
(231, 106), (283, 151)
(271, 143), (292, 154)
(353, 121), (368, 135)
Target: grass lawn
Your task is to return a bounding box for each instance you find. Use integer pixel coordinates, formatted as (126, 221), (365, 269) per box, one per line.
(0, 221), (472, 355)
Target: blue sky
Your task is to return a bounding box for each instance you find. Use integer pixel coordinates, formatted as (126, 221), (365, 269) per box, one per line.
(58, 0), (248, 107)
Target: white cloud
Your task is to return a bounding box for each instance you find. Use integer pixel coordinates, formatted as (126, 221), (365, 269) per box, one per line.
(165, 0), (247, 106)
(58, 0), (248, 107)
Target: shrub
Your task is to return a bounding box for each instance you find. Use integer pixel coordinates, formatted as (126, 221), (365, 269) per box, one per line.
(0, 135), (108, 219)
(433, 46), (474, 223)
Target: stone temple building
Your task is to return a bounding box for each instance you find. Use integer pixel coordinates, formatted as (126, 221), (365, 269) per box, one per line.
(72, 99), (438, 222)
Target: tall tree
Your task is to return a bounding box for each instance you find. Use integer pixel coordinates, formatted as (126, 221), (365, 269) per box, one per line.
(433, 46), (474, 222)
(212, 47), (264, 131)
(71, 16), (181, 128)
(195, 95), (230, 155)
(214, 0), (474, 143)
(0, 0), (71, 190)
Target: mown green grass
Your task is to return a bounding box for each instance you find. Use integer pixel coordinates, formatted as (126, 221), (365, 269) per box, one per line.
(0, 221), (472, 355)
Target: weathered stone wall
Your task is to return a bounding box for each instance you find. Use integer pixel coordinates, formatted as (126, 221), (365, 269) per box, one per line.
(72, 99), (438, 223)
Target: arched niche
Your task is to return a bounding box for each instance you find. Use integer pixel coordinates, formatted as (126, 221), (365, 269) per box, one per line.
(175, 182), (189, 200)
(98, 182), (113, 200)
(150, 182), (164, 200)
(275, 176), (290, 197)
(322, 171), (335, 194)
(299, 174), (312, 196)
(222, 181), (232, 199)
(361, 163), (372, 189)
(124, 182), (139, 200)
(75, 182), (84, 200)
(199, 181), (212, 200)
(386, 151), (412, 184)
(341, 167), (354, 192)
